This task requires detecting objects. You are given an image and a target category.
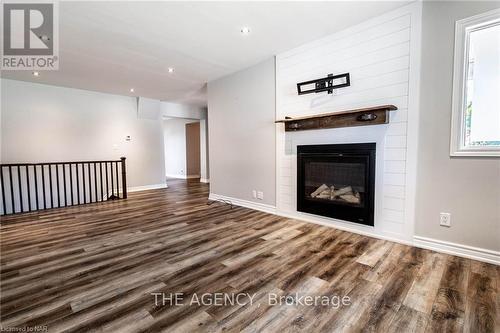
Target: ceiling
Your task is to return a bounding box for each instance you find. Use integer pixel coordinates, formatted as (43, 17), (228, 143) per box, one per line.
(1, 1), (411, 106)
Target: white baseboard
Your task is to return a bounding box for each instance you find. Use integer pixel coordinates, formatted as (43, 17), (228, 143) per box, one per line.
(414, 236), (500, 265)
(208, 193), (276, 214)
(200, 178), (210, 183)
(128, 183), (168, 192)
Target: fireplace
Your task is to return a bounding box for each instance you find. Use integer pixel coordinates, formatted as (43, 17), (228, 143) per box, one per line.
(297, 143), (376, 226)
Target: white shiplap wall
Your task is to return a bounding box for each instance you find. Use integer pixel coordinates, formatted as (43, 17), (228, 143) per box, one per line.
(275, 3), (422, 242)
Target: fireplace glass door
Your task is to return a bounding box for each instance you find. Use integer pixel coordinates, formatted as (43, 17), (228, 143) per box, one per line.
(297, 143), (375, 226)
(304, 158), (367, 208)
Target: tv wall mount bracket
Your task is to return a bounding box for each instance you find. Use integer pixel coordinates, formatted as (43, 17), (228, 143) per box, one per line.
(296, 73), (350, 95)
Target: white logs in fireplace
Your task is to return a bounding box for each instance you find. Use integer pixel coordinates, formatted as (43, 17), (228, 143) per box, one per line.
(310, 184), (361, 204)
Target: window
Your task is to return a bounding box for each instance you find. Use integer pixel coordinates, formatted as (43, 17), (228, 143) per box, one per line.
(450, 9), (500, 156)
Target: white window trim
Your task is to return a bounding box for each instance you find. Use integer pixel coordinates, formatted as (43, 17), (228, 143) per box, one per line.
(450, 8), (500, 157)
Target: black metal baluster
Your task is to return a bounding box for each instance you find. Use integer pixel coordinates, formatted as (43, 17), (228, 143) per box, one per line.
(41, 165), (46, 209)
(49, 164), (54, 209)
(17, 165), (23, 213)
(88, 163), (92, 203)
(34, 165), (39, 210)
(56, 164), (60, 208)
(110, 162), (114, 198)
(1, 167), (6, 215)
(121, 157), (127, 199)
(0, 160), (130, 214)
(82, 163), (86, 204)
(105, 162), (109, 200)
(9, 166), (14, 214)
(63, 164), (67, 206)
(115, 162), (119, 198)
(76, 163), (81, 205)
(93, 163), (97, 203)
(99, 162), (103, 202)
(69, 163), (74, 205)
(26, 166), (31, 211)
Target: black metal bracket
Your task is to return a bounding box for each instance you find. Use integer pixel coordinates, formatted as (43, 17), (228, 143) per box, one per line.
(297, 73), (350, 95)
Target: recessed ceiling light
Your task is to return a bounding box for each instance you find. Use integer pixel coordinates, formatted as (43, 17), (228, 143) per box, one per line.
(130, 88), (134, 93)
(168, 67), (174, 73)
(33, 71), (40, 77)
(240, 27), (251, 35)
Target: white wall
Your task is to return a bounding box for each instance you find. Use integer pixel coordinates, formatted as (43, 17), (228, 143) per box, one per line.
(1, 79), (166, 189)
(275, 3), (422, 243)
(207, 58), (276, 206)
(138, 97), (161, 120)
(163, 118), (200, 178)
(415, 1), (500, 252)
(161, 101), (207, 120)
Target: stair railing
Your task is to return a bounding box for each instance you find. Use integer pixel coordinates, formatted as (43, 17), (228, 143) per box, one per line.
(0, 157), (127, 215)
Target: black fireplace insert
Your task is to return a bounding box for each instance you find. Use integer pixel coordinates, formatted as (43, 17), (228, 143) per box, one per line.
(297, 143), (376, 226)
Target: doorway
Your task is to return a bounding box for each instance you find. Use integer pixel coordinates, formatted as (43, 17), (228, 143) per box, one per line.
(163, 117), (208, 182)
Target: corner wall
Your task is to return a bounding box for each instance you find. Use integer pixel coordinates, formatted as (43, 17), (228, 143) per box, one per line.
(203, 2), (499, 263)
(207, 58), (276, 206)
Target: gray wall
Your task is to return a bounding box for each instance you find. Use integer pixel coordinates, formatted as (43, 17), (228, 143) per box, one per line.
(1, 79), (166, 189)
(415, 1), (500, 251)
(207, 58), (276, 206)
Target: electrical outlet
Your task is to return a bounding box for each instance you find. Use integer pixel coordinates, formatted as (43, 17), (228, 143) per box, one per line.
(252, 190), (257, 199)
(257, 191), (264, 200)
(440, 213), (451, 227)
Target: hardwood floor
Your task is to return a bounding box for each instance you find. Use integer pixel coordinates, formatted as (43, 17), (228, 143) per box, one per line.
(1, 179), (498, 332)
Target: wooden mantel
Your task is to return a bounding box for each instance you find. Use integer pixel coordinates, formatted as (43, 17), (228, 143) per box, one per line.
(275, 105), (397, 132)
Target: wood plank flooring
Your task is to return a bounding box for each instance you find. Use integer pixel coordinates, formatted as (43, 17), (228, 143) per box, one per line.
(1, 179), (498, 332)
